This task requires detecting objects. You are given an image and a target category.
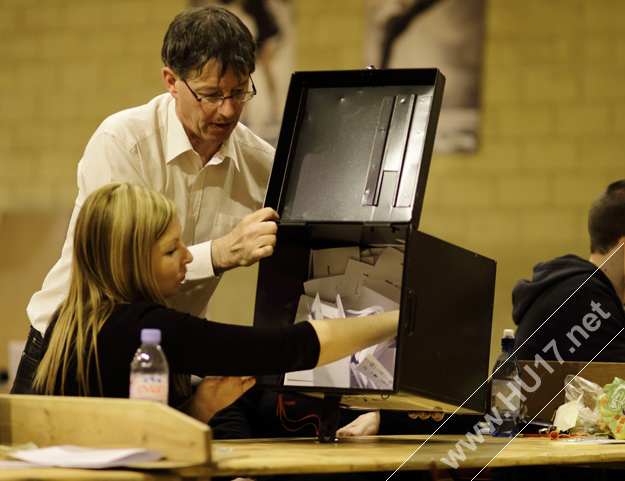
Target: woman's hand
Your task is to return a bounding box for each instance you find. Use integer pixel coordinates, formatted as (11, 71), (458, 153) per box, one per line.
(337, 411), (381, 437)
(179, 376), (256, 423)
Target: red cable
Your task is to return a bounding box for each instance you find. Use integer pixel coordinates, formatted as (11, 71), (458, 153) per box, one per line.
(276, 393), (322, 436)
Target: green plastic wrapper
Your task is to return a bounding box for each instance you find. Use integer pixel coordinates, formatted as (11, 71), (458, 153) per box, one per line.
(597, 377), (625, 439)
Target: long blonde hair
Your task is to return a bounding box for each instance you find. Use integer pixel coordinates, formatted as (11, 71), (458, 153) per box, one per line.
(34, 183), (182, 396)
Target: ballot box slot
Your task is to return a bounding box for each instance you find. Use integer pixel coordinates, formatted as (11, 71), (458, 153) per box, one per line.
(362, 96), (393, 207)
(362, 93), (432, 214)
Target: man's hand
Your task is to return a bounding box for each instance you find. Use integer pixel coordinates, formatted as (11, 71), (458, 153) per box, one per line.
(337, 411), (445, 438)
(195, 376), (256, 414)
(337, 411), (381, 437)
(179, 376), (256, 423)
(211, 207), (279, 274)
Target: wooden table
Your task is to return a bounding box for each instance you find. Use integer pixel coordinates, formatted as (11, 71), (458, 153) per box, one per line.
(4, 394), (625, 480)
(197, 434), (625, 478)
(3, 434), (625, 480)
(0, 469), (180, 480)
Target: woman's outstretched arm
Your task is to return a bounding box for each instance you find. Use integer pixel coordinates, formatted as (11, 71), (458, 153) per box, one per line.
(310, 310), (399, 367)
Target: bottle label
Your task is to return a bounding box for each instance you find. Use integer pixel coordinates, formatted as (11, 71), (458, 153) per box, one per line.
(492, 378), (521, 411)
(130, 373), (169, 404)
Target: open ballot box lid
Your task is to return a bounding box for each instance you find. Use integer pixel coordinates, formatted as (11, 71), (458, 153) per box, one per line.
(253, 69), (496, 426)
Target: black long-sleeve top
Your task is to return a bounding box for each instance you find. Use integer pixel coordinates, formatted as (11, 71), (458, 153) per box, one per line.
(42, 301), (320, 406)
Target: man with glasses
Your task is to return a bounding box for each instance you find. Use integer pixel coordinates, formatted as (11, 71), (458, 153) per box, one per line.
(13, 6), (278, 393)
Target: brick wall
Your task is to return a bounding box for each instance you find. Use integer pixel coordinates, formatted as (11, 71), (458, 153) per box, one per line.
(0, 0), (186, 371)
(0, 0), (185, 211)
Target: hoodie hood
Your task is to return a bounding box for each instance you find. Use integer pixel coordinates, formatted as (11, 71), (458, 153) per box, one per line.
(511, 255), (598, 325)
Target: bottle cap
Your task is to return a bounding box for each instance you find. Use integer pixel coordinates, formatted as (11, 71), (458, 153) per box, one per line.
(141, 328), (161, 344)
(503, 329), (515, 339)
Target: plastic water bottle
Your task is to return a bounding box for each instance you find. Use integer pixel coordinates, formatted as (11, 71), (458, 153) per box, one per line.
(129, 328), (169, 404)
(489, 328), (521, 437)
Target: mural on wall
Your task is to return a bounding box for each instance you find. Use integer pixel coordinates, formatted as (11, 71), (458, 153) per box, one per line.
(192, 0), (483, 153)
(365, 0), (485, 153)
(192, 0), (294, 146)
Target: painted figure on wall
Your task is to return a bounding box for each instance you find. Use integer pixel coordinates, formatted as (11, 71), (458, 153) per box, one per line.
(366, 0), (485, 153)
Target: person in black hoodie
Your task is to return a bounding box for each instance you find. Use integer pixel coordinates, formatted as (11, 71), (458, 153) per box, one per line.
(512, 180), (625, 362)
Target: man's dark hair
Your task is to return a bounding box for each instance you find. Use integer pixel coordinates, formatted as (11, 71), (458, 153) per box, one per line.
(161, 6), (256, 81)
(588, 180), (625, 254)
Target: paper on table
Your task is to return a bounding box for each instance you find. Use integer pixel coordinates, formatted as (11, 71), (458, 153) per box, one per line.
(0, 460), (41, 469)
(556, 437), (625, 444)
(11, 445), (163, 469)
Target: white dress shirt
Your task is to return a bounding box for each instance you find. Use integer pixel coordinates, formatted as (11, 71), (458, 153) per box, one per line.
(27, 93), (275, 334)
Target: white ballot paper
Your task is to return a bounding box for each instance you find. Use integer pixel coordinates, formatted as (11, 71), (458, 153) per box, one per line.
(10, 445), (163, 469)
(284, 246), (401, 390)
(0, 460), (40, 469)
(312, 246), (360, 278)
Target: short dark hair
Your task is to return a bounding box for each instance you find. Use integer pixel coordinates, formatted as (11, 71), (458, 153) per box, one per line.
(161, 6), (256, 81)
(588, 180), (625, 254)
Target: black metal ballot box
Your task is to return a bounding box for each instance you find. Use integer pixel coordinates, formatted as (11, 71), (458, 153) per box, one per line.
(252, 69), (496, 434)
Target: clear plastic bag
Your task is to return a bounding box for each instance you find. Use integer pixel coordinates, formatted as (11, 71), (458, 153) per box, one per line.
(563, 374), (607, 435)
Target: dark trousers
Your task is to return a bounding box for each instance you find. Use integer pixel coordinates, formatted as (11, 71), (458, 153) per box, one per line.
(10, 326), (44, 394)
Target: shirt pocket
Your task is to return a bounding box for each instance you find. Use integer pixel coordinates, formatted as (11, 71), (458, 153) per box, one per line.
(212, 212), (244, 239)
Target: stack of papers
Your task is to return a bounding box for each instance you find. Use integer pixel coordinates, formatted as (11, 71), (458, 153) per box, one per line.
(285, 245), (402, 390)
(3, 445), (162, 469)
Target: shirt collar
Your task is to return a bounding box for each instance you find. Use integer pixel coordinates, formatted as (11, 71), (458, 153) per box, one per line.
(208, 129), (240, 171)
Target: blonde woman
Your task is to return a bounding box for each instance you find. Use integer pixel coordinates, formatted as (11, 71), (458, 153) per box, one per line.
(31, 183), (398, 423)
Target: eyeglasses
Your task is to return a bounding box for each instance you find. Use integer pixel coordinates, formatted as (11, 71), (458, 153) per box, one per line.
(182, 77), (257, 107)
